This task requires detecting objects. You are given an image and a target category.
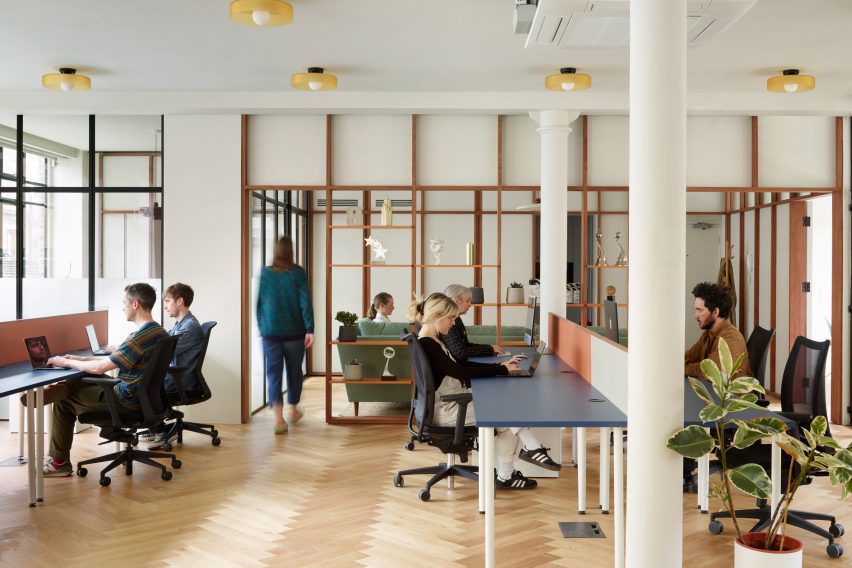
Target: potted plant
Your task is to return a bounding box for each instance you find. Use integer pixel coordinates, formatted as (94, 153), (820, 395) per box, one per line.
(667, 338), (852, 566)
(506, 281), (524, 304)
(335, 310), (359, 342)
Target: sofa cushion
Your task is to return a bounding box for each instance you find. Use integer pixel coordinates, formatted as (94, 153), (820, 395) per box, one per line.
(357, 319), (412, 337)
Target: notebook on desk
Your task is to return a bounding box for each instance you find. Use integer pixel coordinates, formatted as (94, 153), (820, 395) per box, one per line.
(508, 341), (546, 377)
(85, 324), (110, 356)
(23, 336), (58, 370)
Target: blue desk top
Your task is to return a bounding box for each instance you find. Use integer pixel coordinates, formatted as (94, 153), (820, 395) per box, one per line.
(0, 360), (87, 398)
(470, 352), (628, 428)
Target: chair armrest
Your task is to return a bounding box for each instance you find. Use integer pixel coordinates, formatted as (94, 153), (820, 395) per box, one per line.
(81, 376), (123, 429)
(440, 393), (473, 445)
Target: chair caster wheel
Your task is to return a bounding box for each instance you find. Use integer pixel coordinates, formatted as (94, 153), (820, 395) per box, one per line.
(162, 471), (173, 481)
(418, 489), (430, 502)
(404, 441), (415, 451)
(163, 442), (173, 452)
(826, 543), (843, 558)
(708, 520), (724, 535)
(212, 437), (221, 446)
(829, 523), (845, 538)
(212, 430), (219, 438)
(393, 474), (404, 487)
(99, 477), (111, 487)
(77, 467), (88, 478)
(172, 460), (182, 469)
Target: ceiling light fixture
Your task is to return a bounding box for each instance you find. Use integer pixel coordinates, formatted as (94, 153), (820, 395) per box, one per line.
(766, 69), (815, 93)
(545, 67), (591, 92)
(291, 67), (337, 91)
(229, 0), (293, 27)
(42, 68), (91, 92)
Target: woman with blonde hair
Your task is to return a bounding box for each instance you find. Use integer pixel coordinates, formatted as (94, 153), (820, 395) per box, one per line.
(408, 294), (560, 489)
(257, 235), (315, 434)
(367, 292), (394, 322)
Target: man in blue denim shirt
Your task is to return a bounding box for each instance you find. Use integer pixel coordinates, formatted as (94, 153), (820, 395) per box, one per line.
(162, 282), (204, 393)
(42, 283), (167, 477)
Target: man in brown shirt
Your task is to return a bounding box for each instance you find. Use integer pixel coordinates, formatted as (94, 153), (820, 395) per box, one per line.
(685, 282), (752, 381)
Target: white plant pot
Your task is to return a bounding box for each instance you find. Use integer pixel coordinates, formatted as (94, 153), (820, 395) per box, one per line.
(734, 533), (802, 568)
(506, 288), (524, 304)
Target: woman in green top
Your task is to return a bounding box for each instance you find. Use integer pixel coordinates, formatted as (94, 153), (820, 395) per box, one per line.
(257, 236), (315, 434)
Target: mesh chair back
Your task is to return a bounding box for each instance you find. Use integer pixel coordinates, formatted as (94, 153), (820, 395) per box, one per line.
(746, 326), (775, 385)
(780, 336), (830, 417)
(402, 332), (436, 431)
(137, 335), (180, 427)
(193, 321), (217, 400)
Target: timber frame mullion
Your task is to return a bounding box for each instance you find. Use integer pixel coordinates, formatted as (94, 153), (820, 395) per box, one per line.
(831, 116), (843, 424)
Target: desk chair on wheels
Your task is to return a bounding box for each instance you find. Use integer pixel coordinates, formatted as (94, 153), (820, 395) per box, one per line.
(746, 325), (775, 408)
(394, 332), (478, 502)
(709, 336), (845, 558)
(76, 335), (182, 486)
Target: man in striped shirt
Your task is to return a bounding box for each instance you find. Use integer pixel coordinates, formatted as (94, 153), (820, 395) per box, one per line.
(43, 283), (168, 477)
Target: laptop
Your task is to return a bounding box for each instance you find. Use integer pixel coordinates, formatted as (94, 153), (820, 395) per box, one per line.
(508, 341), (546, 377)
(23, 336), (58, 370)
(85, 324), (110, 356)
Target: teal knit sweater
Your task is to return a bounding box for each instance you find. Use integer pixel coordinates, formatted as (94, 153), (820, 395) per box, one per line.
(256, 265), (314, 338)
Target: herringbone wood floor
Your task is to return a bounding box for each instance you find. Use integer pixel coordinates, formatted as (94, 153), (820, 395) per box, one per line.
(0, 378), (849, 567)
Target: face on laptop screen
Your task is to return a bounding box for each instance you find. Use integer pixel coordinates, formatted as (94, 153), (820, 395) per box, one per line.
(24, 336), (52, 368)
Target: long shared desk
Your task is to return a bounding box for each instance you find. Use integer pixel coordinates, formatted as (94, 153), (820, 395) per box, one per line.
(470, 349), (794, 568)
(0, 361), (87, 506)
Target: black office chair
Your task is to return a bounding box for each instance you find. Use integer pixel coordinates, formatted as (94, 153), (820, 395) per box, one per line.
(709, 336), (845, 558)
(393, 332), (479, 502)
(746, 325), (775, 408)
(158, 321), (221, 450)
(76, 335), (182, 487)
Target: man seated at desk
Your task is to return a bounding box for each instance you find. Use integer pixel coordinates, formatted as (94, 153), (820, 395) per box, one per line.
(439, 284), (505, 361)
(685, 281), (751, 381)
(42, 283), (168, 477)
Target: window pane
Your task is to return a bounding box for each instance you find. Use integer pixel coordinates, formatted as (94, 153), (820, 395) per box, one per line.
(22, 193), (89, 318)
(96, 115), (162, 187)
(1, 146), (17, 179)
(21, 116), (89, 187)
(0, 192), (17, 321)
(250, 193), (266, 411)
(24, 153), (47, 185)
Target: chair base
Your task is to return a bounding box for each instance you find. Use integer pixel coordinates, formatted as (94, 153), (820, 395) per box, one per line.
(164, 418), (221, 447)
(711, 507), (840, 550)
(76, 443), (180, 484)
(395, 462), (479, 501)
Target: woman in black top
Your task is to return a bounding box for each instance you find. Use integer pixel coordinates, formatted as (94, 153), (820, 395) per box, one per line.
(409, 294), (561, 490)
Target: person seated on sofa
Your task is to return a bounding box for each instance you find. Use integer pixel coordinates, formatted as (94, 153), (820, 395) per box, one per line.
(439, 284), (505, 361)
(367, 292), (395, 323)
(685, 281), (751, 381)
(410, 293), (561, 489)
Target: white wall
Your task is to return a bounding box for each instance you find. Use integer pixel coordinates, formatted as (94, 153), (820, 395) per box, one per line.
(164, 115), (242, 424)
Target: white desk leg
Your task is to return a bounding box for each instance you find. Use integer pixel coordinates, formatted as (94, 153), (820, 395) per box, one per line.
(36, 387), (44, 502)
(571, 427), (577, 466)
(599, 428), (610, 513)
(18, 398), (25, 461)
(478, 427), (485, 513)
(771, 436), (781, 517)
(613, 427), (625, 568)
(483, 427), (495, 568)
(26, 388), (36, 507)
(577, 427), (586, 514)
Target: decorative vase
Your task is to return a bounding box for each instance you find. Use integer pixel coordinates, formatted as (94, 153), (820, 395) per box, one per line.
(734, 532), (803, 568)
(506, 287), (524, 304)
(338, 325), (357, 342)
(343, 360), (363, 380)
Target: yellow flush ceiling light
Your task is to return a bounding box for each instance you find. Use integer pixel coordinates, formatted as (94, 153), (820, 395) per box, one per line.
(767, 69), (815, 93)
(291, 67), (337, 91)
(545, 67), (591, 92)
(42, 68), (91, 92)
(229, 0), (293, 26)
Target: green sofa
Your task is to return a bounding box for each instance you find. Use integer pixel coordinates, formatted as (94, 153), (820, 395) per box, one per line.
(336, 319), (526, 412)
(588, 326), (629, 347)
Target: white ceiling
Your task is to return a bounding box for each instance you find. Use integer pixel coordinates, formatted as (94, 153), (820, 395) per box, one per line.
(0, 0), (851, 114)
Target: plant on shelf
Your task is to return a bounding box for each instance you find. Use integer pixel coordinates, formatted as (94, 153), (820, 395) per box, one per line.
(667, 338), (852, 565)
(506, 281), (524, 304)
(335, 310), (359, 342)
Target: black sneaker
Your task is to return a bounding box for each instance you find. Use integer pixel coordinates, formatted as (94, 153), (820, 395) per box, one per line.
(496, 470), (538, 490)
(518, 446), (562, 471)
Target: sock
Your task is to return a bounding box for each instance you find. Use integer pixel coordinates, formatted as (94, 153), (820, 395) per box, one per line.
(497, 463), (514, 480)
(52, 457), (66, 465)
(517, 427), (540, 451)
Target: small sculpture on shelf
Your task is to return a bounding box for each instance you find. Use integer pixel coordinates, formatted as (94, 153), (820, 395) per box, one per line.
(365, 235), (389, 264)
(614, 231), (628, 266)
(594, 230), (607, 266)
(380, 196), (393, 226)
(345, 206), (362, 226)
(429, 236), (445, 265)
(606, 285), (616, 301)
(381, 346), (396, 380)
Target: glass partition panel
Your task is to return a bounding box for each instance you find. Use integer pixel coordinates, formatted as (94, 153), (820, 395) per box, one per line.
(0, 191), (16, 321)
(20, 116), (89, 187)
(96, 115), (162, 187)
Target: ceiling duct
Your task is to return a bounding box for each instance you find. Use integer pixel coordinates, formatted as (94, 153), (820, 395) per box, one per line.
(525, 0), (758, 50)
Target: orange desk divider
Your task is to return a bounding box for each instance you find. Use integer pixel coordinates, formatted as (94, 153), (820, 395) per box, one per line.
(548, 312), (592, 383)
(0, 310), (108, 367)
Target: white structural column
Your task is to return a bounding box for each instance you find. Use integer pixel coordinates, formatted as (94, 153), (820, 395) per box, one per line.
(627, 1), (687, 567)
(529, 111), (579, 343)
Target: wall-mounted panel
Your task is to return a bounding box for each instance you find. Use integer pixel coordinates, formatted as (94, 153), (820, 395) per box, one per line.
(588, 116), (628, 186)
(417, 116), (497, 186)
(332, 115), (411, 185)
(759, 116), (834, 188)
(686, 116), (750, 187)
(249, 115), (326, 186)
